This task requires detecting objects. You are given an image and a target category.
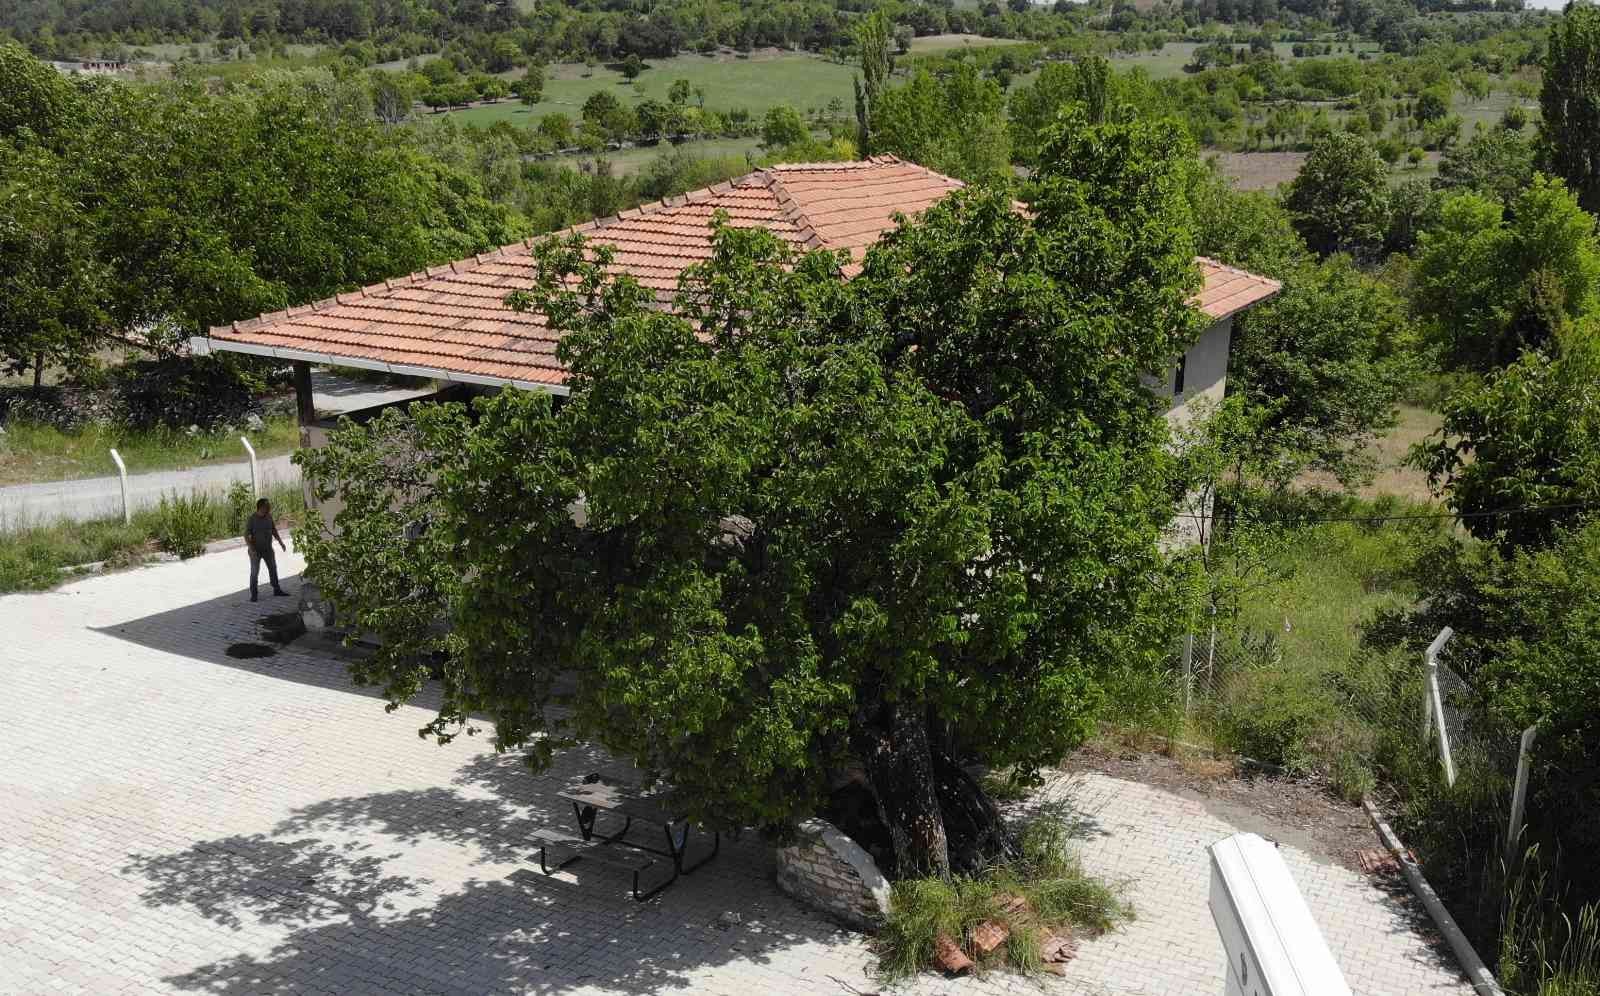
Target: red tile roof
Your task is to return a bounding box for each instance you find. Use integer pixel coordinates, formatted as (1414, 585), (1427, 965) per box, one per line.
(197, 156), (1281, 391)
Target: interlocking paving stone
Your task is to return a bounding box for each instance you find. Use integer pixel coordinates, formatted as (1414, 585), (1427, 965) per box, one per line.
(2, 546), (1474, 995)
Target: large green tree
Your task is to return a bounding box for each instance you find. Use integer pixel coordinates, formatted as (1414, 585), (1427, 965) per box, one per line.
(853, 9), (893, 154)
(1284, 132), (1391, 259)
(0, 41), (79, 144)
(0, 144), (109, 385)
(1230, 256), (1415, 486)
(1539, 2), (1600, 214)
(297, 112), (1200, 879)
(1419, 323), (1600, 550)
(1007, 57), (1114, 167)
(870, 64), (1012, 184)
(1411, 174), (1600, 369)
(71, 71), (522, 349)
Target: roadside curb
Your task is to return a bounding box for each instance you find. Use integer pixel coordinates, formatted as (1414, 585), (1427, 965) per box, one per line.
(57, 536), (256, 580)
(1361, 797), (1505, 996)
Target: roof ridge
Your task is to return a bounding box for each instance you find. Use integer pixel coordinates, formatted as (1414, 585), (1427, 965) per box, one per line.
(764, 171), (829, 252)
(1195, 255), (1284, 289)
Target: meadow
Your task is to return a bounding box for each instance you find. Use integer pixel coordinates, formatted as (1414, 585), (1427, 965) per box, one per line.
(442, 48), (859, 126)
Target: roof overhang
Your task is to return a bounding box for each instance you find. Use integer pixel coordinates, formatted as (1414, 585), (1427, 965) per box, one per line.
(189, 335), (572, 397)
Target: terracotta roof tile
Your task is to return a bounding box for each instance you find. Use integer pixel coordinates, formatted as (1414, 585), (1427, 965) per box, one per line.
(202, 158), (1281, 388)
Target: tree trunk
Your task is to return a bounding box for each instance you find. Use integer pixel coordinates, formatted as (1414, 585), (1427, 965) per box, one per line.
(33, 355), (43, 389)
(855, 700), (951, 880)
(932, 750), (1018, 875)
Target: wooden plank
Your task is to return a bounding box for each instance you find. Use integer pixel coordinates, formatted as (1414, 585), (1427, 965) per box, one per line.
(559, 781), (678, 826)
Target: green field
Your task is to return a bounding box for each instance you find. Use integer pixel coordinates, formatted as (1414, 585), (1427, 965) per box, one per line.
(907, 32), (1030, 53)
(544, 136), (764, 175)
(1108, 40), (1384, 80)
(443, 50), (858, 127)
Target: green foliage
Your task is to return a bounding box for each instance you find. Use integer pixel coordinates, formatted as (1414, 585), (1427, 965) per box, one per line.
(1411, 175), (1600, 369)
(0, 42), (78, 143)
(1403, 522), (1600, 926)
(1419, 326), (1600, 550)
(0, 142), (109, 383)
(870, 64), (1011, 184)
(1284, 132), (1391, 259)
(1499, 849), (1600, 996)
(28, 67), (527, 350)
(299, 111), (1200, 876)
(876, 807), (1130, 980)
(0, 414), (299, 486)
(760, 105), (809, 149)
(1539, 2), (1600, 214)
(226, 481), (256, 528)
(153, 492), (216, 559)
(1186, 159), (1310, 280)
(854, 9), (893, 154)
(1436, 127), (1537, 204)
(1230, 255), (1416, 486)
(0, 482), (304, 593)
(1006, 57), (1116, 167)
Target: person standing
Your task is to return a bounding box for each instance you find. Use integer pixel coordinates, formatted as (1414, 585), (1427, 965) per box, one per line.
(246, 498), (289, 602)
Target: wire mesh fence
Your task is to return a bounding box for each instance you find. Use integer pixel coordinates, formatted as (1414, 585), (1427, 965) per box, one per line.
(1169, 621), (1538, 861)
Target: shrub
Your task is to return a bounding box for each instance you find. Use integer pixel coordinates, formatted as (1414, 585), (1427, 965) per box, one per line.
(154, 492), (216, 559)
(876, 805), (1130, 979)
(113, 356), (262, 431)
(226, 481), (255, 531)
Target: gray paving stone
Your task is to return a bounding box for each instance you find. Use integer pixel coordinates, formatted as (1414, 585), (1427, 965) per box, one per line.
(1, 546), (1475, 995)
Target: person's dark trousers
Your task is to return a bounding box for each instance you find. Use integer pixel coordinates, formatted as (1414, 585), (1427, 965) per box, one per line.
(249, 547), (285, 601)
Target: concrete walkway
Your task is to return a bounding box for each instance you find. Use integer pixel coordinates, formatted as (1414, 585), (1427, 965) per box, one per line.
(0, 371), (434, 529)
(0, 547), (1475, 995)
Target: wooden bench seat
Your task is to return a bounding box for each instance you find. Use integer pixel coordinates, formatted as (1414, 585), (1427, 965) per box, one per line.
(530, 827), (667, 900)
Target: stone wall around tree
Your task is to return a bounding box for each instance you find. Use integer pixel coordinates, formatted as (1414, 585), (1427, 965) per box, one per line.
(774, 818), (892, 932)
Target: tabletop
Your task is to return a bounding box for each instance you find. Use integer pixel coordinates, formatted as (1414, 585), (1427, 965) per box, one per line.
(559, 779), (680, 826)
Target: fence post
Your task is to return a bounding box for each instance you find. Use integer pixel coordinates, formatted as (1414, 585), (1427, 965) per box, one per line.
(1504, 724), (1538, 872)
(1422, 627), (1454, 740)
(240, 436), (258, 497)
(108, 448), (130, 525)
(1181, 632), (1195, 715)
(1422, 627), (1456, 786)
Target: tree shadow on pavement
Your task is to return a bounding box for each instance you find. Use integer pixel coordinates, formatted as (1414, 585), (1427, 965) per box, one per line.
(123, 744), (856, 995)
(89, 577), (441, 707)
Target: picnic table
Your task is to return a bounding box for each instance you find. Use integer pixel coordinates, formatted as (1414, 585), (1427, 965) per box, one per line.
(529, 775), (720, 901)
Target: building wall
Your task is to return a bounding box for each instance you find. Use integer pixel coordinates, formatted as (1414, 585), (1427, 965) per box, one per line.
(1164, 316), (1232, 429)
(1154, 316), (1233, 548)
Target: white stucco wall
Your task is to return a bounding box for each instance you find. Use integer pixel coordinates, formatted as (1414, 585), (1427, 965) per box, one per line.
(1163, 316), (1232, 428)
(1154, 316), (1233, 548)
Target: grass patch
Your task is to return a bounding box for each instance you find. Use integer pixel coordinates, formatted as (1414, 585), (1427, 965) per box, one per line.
(0, 416), (299, 486)
(440, 50), (858, 127)
(545, 136), (764, 176)
(1182, 496), (1446, 799)
(876, 805), (1130, 980)
(0, 482), (304, 594)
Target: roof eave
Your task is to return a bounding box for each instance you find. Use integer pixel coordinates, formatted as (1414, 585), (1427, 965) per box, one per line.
(190, 335), (572, 397)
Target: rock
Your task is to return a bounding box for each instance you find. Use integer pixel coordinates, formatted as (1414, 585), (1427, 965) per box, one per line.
(186, 424), (200, 436)
(1041, 930), (1078, 964)
(970, 920), (1008, 956)
(932, 934), (973, 975)
(716, 911), (742, 929)
(245, 412), (265, 432)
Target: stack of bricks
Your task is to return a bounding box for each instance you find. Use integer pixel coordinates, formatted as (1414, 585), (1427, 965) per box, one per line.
(774, 818), (892, 932)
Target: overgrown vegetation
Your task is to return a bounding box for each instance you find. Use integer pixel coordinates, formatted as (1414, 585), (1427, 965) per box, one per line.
(0, 414), (298, 485)
(0, 481), (303, 593)
(876, 805), (1131, 979)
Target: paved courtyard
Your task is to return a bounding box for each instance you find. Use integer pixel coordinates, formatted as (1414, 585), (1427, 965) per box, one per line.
(1, 547), (1474, 995)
